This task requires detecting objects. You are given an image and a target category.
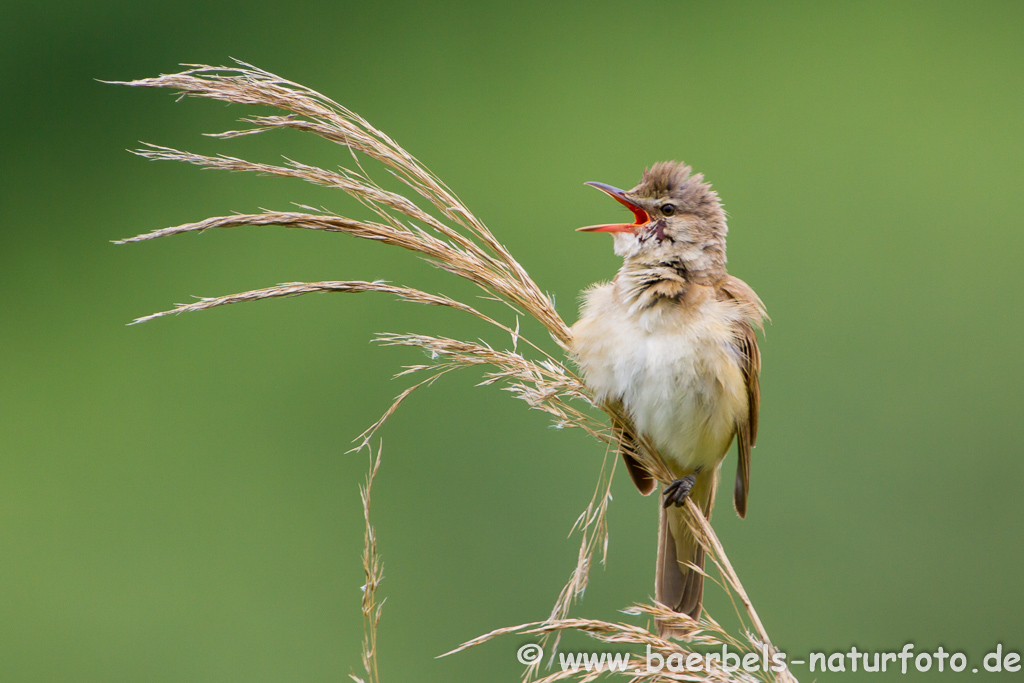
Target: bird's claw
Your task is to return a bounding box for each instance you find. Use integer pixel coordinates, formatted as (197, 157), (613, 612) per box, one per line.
(662, 474), (697, 508)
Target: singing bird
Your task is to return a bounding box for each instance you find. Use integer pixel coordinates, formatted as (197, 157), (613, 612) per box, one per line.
(570, 162), (766, 638)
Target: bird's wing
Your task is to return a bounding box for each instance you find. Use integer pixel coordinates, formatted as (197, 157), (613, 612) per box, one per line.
(719, 276), (766, 518)
(605, 398), (657, 495)
(731, 320), (760, 517)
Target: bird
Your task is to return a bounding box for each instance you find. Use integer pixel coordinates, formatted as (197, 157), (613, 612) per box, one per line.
(569, 161), (767, 639)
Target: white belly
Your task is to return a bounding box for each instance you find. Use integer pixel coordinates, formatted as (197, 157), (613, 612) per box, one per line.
(571, 283), (747, 475)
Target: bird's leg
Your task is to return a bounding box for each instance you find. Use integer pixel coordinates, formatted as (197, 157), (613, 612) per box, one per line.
(662, 471), (699, 508)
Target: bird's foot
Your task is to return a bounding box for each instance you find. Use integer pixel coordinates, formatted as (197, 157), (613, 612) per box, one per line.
(662, 474), (697, 508)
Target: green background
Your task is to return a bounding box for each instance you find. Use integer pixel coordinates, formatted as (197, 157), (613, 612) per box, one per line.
(2, 1), (1022, 680)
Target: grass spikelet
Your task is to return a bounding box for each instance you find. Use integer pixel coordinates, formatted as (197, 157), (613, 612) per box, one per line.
(351, 444), (384, 683)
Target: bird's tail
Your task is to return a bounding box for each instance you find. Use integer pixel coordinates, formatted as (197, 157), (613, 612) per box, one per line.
(655, 469), (719, 639)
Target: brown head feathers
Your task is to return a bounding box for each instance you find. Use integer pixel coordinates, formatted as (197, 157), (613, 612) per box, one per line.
(630, 161), (724, 223)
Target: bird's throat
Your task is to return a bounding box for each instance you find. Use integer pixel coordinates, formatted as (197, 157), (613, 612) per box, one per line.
(617, 257), (725, 310)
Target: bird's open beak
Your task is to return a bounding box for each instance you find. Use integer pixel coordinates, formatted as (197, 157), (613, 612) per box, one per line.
(577, 182), (650, 233)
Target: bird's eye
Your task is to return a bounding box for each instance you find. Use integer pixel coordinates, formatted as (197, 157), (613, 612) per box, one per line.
(660, 204), (676, 216)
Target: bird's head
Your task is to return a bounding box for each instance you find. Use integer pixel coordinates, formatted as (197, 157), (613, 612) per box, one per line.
(578, 161), (728, 275)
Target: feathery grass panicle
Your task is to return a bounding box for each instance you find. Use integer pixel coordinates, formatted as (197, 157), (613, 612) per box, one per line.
(351, 444), (384, 683)
(114, 61), (796, 683)
(110, 62), (569, 345)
